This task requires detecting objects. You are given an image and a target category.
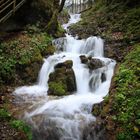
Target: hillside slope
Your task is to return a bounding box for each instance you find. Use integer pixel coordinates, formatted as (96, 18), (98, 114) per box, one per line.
(70, 0), (140, 139)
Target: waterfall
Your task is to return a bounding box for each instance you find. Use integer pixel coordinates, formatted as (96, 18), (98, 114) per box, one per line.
(13, 2), (116, 140)
(81, 36), (104, 57)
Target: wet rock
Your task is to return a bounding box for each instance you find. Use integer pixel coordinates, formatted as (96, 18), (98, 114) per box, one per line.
(80, 55), (88, 64)
(92, 103), (104, 117)
(80, 55), (104, 70)
(83, 119), (107, 140)
(88, 58), (104, 70)
(54, 60), (73, 69)
(32, 115), (68, 140)
(53, 37), (67, 52)
(101, 73), (106, 82)
(48, 60), (76, 96)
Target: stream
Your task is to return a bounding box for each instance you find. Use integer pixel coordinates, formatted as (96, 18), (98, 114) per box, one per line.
(13, 1), (116, 140)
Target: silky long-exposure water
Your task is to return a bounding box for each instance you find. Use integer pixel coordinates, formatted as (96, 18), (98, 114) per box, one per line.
(13, 3), (116, 140)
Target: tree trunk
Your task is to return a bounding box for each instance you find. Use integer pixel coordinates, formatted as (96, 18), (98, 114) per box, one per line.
(59, 0), (66, 13)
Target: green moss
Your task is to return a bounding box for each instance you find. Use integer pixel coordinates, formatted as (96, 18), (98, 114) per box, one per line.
(49, 81), (67, 96)
(55, 23), (65, 37)
(0, 32), (53, 85)
(0, 108), (32, 140)
(122, 7), (140, 40)
(58, 8), (70, 24)
(10, 120), (32, 140)
(41, 45), (56, 56)
(117, 132), (132, 140)
(0, 109), (11, 118)
(111, 44), (140, 139)
(70, 1), (140, 44)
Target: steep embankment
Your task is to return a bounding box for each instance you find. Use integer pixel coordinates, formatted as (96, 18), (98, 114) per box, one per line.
(70, 0), (140, 139)
(70, 0), (140, 62)
(100, 44), (140, 140)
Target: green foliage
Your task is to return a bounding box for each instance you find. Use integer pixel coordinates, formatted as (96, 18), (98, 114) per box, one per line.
(0, 108), (32, 140)
(49, 81), (67, 96)
(70, 0), (140, 44)
(26, 24), (41, 34)
(10, 120), (32, 140)
(123, 7), (140, 38)
(112, 44), (140, 139)
(117, 132), (131, 140)
(0, 32), (53, 85)
(0, 109), (11, 118)
(70, 1), (140, 139)
(55, 23), (65, 37)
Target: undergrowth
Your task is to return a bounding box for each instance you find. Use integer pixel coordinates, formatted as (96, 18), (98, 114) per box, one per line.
(0, 32), (54, 85)
(112, 44), (140, 139)
(0, 108), (32, 140)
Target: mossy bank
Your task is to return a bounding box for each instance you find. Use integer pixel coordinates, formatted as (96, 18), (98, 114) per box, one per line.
(71, 0), (140, 139)
(93, 44), (140, 140)
(0, 31), (55, 140)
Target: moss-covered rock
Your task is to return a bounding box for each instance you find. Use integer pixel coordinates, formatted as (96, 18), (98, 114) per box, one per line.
(54, 60), (73, 69)
(48, 81), (67, 96)
(88, 58), (104, 70)
(41, 45), (56, 56)
(48, 60), (77, 96)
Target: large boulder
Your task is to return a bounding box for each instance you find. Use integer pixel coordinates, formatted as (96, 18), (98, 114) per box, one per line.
(80, 55), (104, 70)
(48, 60), (77, 96)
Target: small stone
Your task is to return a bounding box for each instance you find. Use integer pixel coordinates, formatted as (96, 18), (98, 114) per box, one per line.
(80, 55), (88, 64)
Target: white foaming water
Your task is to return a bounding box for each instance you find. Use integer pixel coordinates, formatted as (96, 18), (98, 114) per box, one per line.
(64, 34), (84, 53)
(63, 14), (81, 30)
(81, 36), (104, 57)
(64, 0), (90, 7)
(14, 9), (116, 140)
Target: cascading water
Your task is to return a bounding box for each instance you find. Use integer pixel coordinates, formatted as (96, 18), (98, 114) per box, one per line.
(13, 2), (116, 140)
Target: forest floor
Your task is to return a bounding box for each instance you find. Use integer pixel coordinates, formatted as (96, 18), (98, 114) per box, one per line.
(69, 1), (140, 139)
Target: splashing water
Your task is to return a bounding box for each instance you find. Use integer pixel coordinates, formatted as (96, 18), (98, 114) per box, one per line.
(13, 6), (116, 140)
